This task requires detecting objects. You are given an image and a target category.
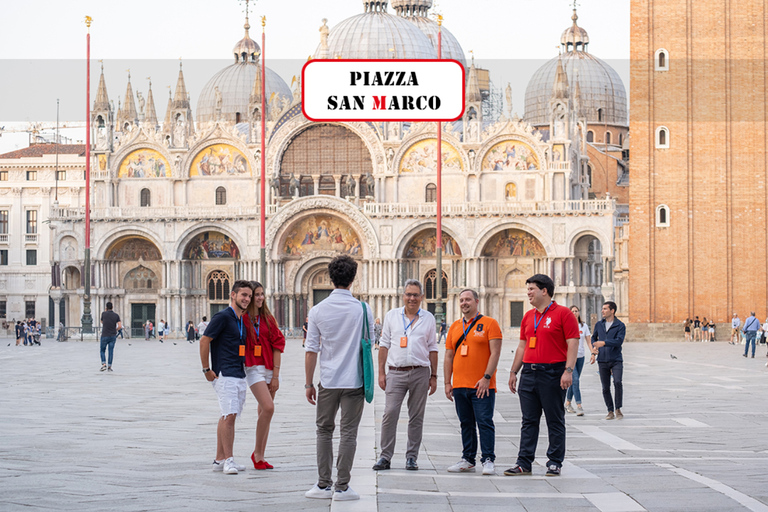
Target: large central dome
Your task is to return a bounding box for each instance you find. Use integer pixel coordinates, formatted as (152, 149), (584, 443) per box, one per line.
(524, 10), (627, 127)
(197, 18), (291, 124)
(315, 1), (436, 60)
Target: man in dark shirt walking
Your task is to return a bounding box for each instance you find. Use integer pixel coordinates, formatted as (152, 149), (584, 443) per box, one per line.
(591, 301), (626, 419)
(100, 302), (122, 372)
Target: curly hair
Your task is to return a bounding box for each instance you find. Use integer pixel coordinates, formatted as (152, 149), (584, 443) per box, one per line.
(328, 255), (358, 288)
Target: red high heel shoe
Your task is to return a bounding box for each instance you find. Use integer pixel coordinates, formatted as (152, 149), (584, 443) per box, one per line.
(251, 452), (273, 470)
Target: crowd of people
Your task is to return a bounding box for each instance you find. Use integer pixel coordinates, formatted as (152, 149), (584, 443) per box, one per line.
(188, 255), (628, 502)
(14, 318), (41, 346)
(684, 313), (768, 363)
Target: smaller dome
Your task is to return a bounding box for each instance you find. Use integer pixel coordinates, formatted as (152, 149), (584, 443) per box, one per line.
(232, 18), (261, 63)
(560, 9), (589, 50)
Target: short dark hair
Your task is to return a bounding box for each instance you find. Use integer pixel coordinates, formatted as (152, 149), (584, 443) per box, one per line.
(525, 274), (554, 297)
(328, 255), (357, 288)
(604, 301), (617, 313)
(459, 289), (478, 301)
(231, 280), (254, 295)
(202, 316), (207, 321)
(106, 302), (113, 310)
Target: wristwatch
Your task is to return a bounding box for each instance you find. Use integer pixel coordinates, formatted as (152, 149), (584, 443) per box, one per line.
(304, 384), (315, 389)
(565, 367), (574, 373)
(483, 374), (491, 380)
(202, 368), (211, 373)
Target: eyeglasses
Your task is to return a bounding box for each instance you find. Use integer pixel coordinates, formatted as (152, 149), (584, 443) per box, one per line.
(404, 293), (421, 298)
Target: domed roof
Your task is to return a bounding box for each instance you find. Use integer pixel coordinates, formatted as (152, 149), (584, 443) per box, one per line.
(197, 19), (291, 124)
(314, 1), (436, 60)
(401, 16), (465, 66)
(524, 10), (627, 127)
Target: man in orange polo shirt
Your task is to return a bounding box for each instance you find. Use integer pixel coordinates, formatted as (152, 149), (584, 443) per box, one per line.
(444, 289), (502, 475)
(506, 274), (578, 477)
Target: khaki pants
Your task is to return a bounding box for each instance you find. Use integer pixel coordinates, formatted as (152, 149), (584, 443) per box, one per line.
(315, 385), (365, 491)
(379, 366), (430, 462)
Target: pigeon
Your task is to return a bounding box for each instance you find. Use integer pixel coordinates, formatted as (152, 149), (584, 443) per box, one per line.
(173, 342), (177, 345)
(670, 354), (678, 359)
(6, 343), (10, 346)
(128, 344), (132, 346)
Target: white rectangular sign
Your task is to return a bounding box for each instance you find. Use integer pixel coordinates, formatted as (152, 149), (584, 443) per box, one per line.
(302, 59), (465, 122)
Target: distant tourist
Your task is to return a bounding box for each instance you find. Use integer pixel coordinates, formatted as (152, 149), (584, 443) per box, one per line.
(100, 302), (122, 372)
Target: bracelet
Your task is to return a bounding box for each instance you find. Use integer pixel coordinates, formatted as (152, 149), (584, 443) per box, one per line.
(430, 374), (438, 379)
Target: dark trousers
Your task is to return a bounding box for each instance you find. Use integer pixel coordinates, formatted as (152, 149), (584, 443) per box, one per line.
(452, 387), (495, 464)
(598, 361), (623, 411)
(516, 365), (567, 469)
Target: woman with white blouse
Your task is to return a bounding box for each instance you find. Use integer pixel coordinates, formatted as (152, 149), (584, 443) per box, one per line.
(564, 305), (590, 417)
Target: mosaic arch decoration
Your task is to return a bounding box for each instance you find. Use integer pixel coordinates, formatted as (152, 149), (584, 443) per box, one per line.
(404, 229), (462, 258)
(184, 232), (240, 259)
(282, 215), (362, 257)
(399, 139), (463, 173)
(482, 229), (546, 258)
(190, 144), (250, 177)
(481, 139), (540, 172)
(118, 149), (169, 178)
(106, 237), (161, 261)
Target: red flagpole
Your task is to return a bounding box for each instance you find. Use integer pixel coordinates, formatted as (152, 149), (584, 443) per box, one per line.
(259, 16), (266, 284)
(435, 14), (444, 327)
(82, 16), (94, 332)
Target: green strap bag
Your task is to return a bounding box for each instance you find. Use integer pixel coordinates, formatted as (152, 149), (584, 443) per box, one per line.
(360, 301), (374, 403)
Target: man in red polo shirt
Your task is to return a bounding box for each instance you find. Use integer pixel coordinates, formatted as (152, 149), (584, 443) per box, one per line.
(505, 274), (578, 477)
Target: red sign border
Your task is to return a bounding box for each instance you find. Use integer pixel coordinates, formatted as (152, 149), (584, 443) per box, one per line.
(301, 59), (466, 123)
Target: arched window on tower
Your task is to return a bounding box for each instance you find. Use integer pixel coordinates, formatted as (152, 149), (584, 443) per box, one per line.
(215, 187), (227, 205)
(619, 133), (624, 146)
(140, 188), (151, 207)
(655, 48), (669, 71)
(656, 126), (669, 148)
(656, 204), (670, 227)
(587, 130), (594, 143)
(606, 131), (612, 145)
(425, 183), (437, 203)
(597, 108), (603, 122)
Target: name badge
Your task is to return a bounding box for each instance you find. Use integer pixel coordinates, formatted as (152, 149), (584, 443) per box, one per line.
(460, 344), (468, 356)
(400, 336), (408, 348)
(238, 345), (245, 357)
(254, 345), (262, 357)
(528, 336), (537, 349)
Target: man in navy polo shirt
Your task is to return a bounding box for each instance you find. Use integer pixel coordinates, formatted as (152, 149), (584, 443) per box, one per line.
(200, 280), (253, 475)
(506, 274), (578, 477)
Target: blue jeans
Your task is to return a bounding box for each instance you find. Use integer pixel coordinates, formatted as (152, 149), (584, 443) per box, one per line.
(100, 336), (116, 365)
(566, 356), (586, 403)
(452, 387), (495, 464)
(744, 331), (757, 357)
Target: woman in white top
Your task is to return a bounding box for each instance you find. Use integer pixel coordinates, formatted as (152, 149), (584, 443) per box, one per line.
(565, 305), (590, 417)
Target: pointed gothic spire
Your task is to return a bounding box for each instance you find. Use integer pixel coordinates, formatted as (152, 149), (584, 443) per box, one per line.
(466, 55), (482, 104)
(93, 63), (110, 111)
(173, 60), (190, 109)
(116, 99), (122, 126)
(163, 88), (173, 133)
(122, 72), (138, 122)
(144, 79), (159, 129)
(249, 67), (262, 105)
(552, 57), (569, 99)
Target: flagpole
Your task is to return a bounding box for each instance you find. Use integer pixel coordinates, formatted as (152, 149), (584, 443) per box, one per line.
(82, 16), (94, 333)
(259, 15), (267, 285)
(434, 14), (444, 329)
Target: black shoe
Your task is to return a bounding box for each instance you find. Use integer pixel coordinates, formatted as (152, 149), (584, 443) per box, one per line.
(545, 464), (561, 476)
(372, 457), (390, 470)
(503, 465), (531, 476)
(405, 458), (418, 470)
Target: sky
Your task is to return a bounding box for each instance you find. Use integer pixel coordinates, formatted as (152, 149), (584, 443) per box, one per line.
(0, 0), (629, 152)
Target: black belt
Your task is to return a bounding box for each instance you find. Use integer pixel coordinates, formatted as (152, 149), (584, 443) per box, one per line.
(389, 366), (426, 371)
(522, 362), (566, 371)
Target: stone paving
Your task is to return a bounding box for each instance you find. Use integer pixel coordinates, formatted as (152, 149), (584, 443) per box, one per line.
(1, 335), (767, 511)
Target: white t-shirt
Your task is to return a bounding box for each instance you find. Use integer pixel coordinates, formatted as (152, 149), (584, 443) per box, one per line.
(577, 322), (591, 358)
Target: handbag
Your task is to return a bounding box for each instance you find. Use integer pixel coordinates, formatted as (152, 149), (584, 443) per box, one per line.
(360, 301), (375, 403)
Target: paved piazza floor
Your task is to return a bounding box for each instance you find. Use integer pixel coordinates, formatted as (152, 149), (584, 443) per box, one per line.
(1, 335), (767, 512)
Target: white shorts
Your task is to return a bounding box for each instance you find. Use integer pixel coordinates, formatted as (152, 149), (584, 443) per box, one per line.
(245, 365), (274, 387)
(211, 375), (247, 417)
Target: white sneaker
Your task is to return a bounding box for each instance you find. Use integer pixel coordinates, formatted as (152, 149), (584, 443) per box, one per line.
(305, 484), (333, 499)
(223, 457), (239, 474)
(332, 487), (360, 501)
(447, 459), (476, 472)
(482, 460), (495, 475)
(212, 460), (223, 472)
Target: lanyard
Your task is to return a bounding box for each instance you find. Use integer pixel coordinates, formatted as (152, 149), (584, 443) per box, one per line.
(230, 306), (243, 341)
(533, 302), (553, 334)
(402, 309), (420, 336)
(255, 315), (261, 340)
(462, 314), (479, 340)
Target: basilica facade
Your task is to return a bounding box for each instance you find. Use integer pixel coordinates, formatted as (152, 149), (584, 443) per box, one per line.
(2, 1), (627, 336)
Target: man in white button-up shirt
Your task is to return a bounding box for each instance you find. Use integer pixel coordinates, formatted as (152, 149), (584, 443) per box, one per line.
(304, 255), (374, 502)
(373, 279), (438, 472)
